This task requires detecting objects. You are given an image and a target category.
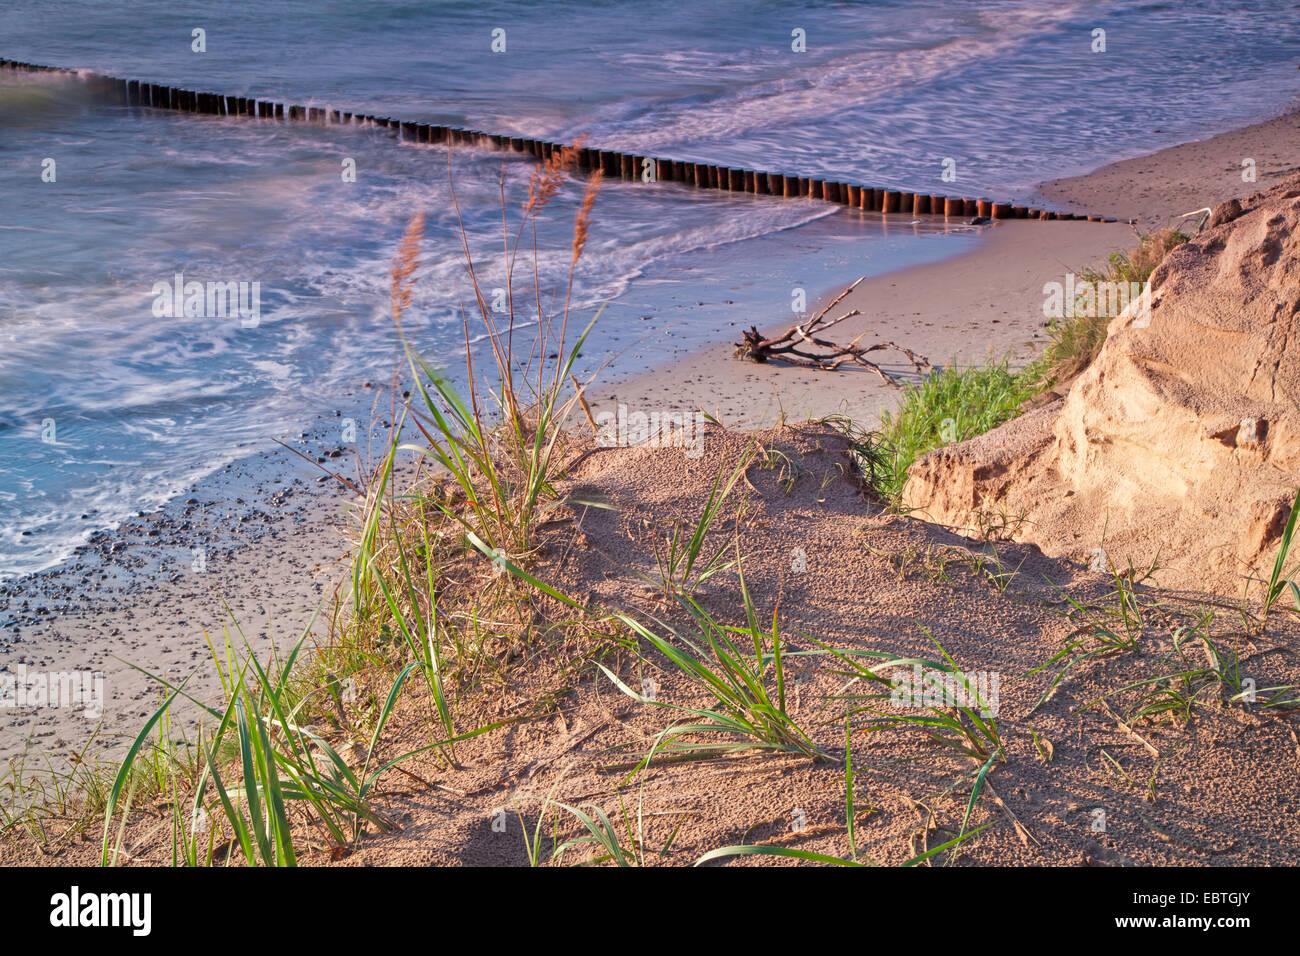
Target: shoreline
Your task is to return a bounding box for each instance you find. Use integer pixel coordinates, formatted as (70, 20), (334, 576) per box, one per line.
(1036, 105), (1300, 232)
(0, 420), (356, 762)
(588, 217), (1133, 429)
(4, 104), (1295, 764)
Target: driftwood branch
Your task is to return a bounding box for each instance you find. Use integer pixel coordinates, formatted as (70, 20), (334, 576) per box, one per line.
(734, 276), (932, 385)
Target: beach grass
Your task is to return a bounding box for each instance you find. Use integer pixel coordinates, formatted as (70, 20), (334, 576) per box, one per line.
(872, 359), (1037, 501)
(100, 618), (442, 866)
(695, 718), (989, 867)
(650, 447), (753, 601)
(603, 561), (827, 763)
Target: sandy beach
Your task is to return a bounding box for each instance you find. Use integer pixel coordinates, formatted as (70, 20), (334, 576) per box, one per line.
(4, 108), (1294, 763)
(5, 98), (1300, 873)
(590, 218), (1133, 428)
(1038, 107), (1300, 231)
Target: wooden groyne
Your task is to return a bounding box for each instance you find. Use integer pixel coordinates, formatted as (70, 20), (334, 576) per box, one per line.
(1, 58), (1128, 224)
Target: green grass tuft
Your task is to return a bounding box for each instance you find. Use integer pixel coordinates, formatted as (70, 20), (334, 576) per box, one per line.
(873, 360), (1037, 500)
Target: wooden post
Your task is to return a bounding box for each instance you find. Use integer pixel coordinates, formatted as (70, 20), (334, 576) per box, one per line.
(912, 194), (930, 215)
(883, 190), (901, 213)
(992, 203), (1012, 219)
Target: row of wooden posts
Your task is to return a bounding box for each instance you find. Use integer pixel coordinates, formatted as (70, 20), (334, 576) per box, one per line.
(2, 58), (1127, 223)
